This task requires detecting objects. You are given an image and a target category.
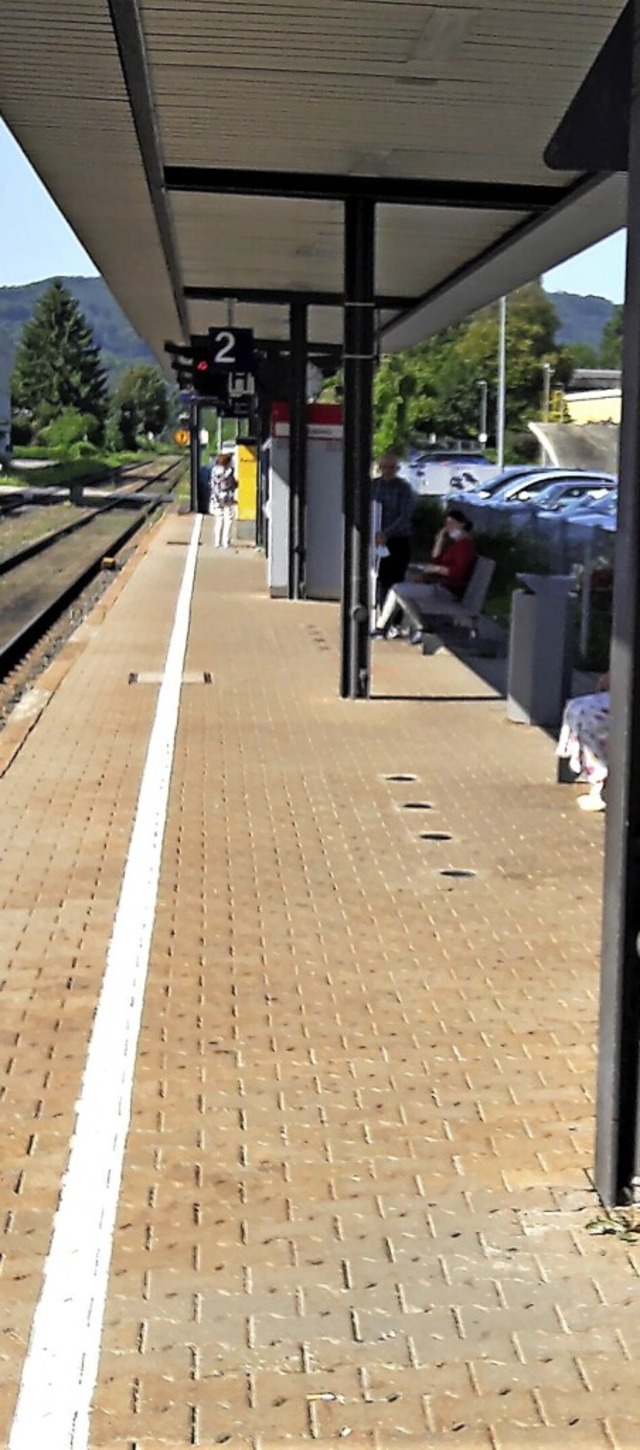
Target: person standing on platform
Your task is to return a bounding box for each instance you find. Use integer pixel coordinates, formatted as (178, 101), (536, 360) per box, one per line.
(372, 451), (415, 617)
(209, 450), (238, 549)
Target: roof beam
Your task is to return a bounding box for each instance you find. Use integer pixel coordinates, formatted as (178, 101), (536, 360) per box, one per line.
(184, 285), (411, 310)
(108, 0), (189, 337)
(165, 166), (564, 213)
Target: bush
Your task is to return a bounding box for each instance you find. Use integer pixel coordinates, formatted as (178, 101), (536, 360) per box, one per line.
(41, 408), (102, 450)
(12, 443), (64, 459)
(505, 429), (540, 464)
(69, 440), (99, 459)
(472, 526), (549, 624)
(8, 458), (113, 489)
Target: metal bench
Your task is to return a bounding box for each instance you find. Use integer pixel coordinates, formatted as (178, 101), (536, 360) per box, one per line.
(419, 555), (496, 644)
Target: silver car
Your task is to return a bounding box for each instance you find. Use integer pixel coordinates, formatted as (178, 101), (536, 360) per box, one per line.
(526, 476), (617, 515)
(488, 470), (616, 511)
(449, 465), (559, 506)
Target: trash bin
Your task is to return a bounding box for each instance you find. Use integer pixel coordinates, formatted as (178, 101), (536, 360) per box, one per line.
(507, 573), (574, 728)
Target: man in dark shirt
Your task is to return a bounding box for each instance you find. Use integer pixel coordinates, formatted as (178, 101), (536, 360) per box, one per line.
(372, 452), (415, 611)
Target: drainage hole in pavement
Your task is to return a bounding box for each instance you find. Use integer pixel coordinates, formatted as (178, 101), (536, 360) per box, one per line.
(421, 832), (452, 841)
(384, 773), (417, 782)
(440, 868), (476, 879)
(402, 801), (434, 810)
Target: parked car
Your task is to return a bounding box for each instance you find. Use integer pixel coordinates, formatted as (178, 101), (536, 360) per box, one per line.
(408, 450), (491, 496)
(412, 449), (488, 474)
(518, 475), (617, 514)
(487, 470), (616, 511)
(457, 465), (562, 505)
(553, 491), (618, 532)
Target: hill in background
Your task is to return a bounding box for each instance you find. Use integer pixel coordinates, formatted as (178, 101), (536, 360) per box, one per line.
(547, 289), (616, 350)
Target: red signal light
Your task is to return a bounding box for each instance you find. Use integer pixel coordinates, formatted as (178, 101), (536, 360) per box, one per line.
(196, 359), (209, 372)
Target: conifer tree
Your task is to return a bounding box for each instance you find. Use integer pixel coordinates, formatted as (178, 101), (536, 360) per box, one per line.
(11, 280), (108, 438)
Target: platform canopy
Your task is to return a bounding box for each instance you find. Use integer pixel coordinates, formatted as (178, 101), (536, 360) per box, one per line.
(0, 0), (627, 361)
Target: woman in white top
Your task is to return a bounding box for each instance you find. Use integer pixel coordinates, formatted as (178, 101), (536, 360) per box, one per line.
(209, 452), (238, 549)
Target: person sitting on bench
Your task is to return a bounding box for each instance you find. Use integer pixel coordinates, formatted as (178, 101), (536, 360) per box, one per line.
(556, 672), (610, 812)
(375, 507), (477, 642)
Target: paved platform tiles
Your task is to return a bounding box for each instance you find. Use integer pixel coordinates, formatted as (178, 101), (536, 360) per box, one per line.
(0, 513), (636, 1449)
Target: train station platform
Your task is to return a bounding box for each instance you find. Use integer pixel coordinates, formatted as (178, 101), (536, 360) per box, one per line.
(0, 511), (636, 1450)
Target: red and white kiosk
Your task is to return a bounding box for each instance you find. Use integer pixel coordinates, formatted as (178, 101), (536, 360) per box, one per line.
(264, 402), (343, 600)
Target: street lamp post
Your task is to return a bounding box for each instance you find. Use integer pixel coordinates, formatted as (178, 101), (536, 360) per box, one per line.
(496, 296), (507, 471)
(478, 379), (488, 448)
(542, 361), (554, 422)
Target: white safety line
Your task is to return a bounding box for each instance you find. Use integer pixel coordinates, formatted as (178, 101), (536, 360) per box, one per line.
(8, 515), (203, 1450)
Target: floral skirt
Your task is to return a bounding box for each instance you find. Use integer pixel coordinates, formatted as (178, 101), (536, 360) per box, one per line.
(557, 691), (610, 784)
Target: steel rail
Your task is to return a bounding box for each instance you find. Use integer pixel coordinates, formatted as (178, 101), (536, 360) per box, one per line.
(0, 460), (184, 679)
(0, 461), (179, 578)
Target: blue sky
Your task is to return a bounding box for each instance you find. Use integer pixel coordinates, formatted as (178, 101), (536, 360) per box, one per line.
(543, 230), (626, 303)
(0, 114), (628, 304)
(0, 117), (98, 286)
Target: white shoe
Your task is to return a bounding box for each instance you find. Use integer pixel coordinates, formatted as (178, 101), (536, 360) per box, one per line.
(410, 629), (424, 646)
(386, 625), (402, 639)
(577, 789), (605, 812)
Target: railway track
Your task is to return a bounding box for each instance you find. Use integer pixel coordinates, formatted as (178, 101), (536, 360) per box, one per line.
(0, 458), (144, 518)
(0, 457), (185, 689)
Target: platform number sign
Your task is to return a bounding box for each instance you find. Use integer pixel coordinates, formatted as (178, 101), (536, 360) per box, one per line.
(208, 327), (254, 372)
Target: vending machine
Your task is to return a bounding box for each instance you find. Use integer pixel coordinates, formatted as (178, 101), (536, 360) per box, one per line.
(265, 402), (343, 600)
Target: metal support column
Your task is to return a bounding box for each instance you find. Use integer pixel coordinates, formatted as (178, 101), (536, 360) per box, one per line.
(288, 301), (308, 599)
(596, 0), (640, 1206)
(340, 195), (376, 699)
(189, 401), (200, 513)
(496, 296), (507, 472)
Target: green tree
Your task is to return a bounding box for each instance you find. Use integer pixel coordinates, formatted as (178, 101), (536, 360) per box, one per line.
(600, 306), (623, 368)
(107, 398), (138, 452)
(563, 342), (600, 371)
(111, 364), (170, 440)
(373, 326), (462, 455)
(11, 280), (108, 438)
(456, 283), (567, 434)
(373, 282), (570, 457)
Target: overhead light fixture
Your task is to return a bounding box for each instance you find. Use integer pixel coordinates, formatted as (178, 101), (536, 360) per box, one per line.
(402, 6), (478, 77)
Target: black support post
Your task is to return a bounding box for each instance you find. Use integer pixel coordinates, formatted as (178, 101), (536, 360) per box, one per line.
(189, 401), (200, 513)
(340, 196), (376, 699)
(595, 0), (640, 1207)
(288, 302), (308, 599)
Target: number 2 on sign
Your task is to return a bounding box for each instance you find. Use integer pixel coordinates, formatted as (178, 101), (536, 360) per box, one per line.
(211, 330), (236, 364)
